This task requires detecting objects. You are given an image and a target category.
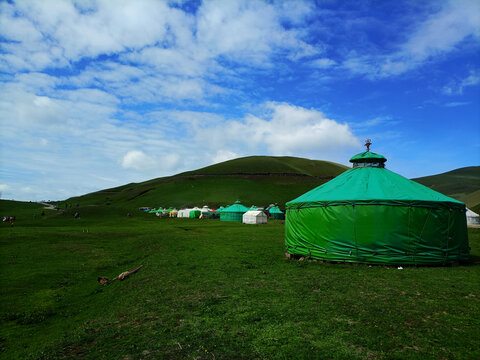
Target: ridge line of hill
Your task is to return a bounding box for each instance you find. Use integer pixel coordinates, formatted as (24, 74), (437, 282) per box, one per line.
(62, 157), (478, 212)
(174, 172), (337, 179)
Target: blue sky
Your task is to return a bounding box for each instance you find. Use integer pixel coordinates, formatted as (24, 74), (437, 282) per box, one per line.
(0, 0), (479, 201)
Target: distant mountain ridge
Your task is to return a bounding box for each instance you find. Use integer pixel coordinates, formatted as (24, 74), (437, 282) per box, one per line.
(413, 166), (480, 212)
(178, 156), (349, 178)
(68, 156), (349, 208)
(67, 157), (480, 212)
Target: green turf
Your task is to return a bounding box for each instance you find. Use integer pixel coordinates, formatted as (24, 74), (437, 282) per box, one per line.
(1, 200), (479, 359)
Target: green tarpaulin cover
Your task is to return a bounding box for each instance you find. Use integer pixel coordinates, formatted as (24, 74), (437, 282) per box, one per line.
(220, 201), (249, 222)
(285, 152), (469, 265)
(189, 210), (201, 218)
(269, 206), (284, 220)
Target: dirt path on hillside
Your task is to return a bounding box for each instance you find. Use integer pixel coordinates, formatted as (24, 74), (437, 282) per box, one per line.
(38, 202), (56, 210)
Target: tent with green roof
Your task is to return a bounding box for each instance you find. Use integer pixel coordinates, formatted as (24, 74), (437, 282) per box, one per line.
(268, 206), (284, 220)
(285, 147), (469, 265)
(213, 206), (225, 219)
(220, 201), (249, 222)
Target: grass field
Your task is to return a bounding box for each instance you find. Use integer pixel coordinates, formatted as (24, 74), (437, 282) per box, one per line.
(1, 201), (479, 359)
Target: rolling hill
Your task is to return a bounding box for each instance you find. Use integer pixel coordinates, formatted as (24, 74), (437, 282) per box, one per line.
(67, 156), (349, 209)
(66, 157), (480, 212)
(413, 166), (480, 212)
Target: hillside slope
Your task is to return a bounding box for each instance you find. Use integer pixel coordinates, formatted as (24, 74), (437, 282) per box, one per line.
(178, 156), (347, 178)
(67, 158), (479, 212)
(413, 166), (480, 200)
(68, 156), (349, 208)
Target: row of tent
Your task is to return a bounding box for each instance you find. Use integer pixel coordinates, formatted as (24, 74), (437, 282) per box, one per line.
(140, 202), (284, 224)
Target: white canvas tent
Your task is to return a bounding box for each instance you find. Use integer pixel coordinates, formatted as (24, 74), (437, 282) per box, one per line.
(466, 208), (480, 226)
(177, 209), (190, 218)
(242, 210), (267, 225)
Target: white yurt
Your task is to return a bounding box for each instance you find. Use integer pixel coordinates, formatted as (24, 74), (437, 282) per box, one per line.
(466, 208), (480, 226)
(242, 210), (267, 225)
(177, 209), (188, 218)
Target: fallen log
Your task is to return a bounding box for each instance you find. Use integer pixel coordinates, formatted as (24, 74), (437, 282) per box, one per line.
(97, 265), (143, 286)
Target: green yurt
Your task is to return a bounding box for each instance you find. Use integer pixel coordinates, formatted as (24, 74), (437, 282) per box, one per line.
(213, 206), (224, 219)
(269, 206), (284, 220)
(220, 201), (249, 222)
(285, 147), (469, 265)
(189, 210), (201, 218)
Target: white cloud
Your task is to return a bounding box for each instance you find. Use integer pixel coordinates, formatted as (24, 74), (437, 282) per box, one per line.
(213, 150), (240, 164)
(351, 116), (400, 129)
(343, 0), (480, 77)
(443, 70), (480, 95)
(311, 58), (337, 68)
(194, 102), (360, 158)
(444, 101), (470, 107)
(121, 150), (157, 171)
(401, 0), (479, 59)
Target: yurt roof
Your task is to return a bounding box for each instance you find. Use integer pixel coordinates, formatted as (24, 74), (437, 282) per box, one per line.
(244, 210), (266, 217)
(349, 151), (387, 163)
(223, 202), (249, 213)
(269, 206), (283, 214)
(287, 156), (464, 209)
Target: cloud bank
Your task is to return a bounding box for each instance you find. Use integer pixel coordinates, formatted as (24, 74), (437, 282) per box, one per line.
(0, 0), (478, 200)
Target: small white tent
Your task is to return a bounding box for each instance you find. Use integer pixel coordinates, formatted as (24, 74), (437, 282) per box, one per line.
(466, 208), (480, 226)
(178, 209), (189, 218)
(242, 210), (267, 225)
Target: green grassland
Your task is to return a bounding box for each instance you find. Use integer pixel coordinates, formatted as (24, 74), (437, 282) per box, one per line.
(1, 200), (479, 359)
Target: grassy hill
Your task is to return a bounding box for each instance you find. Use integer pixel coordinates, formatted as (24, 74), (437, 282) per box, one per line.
(65, 156), (479, 212)
(67, 156), (349, 209)
(412, 166), (480, 212)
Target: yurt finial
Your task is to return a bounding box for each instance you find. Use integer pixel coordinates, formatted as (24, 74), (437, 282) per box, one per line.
(365, 139), (372, 152)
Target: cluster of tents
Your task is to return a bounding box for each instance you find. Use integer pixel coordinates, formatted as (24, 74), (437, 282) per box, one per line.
(140, 202), (284, 224)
